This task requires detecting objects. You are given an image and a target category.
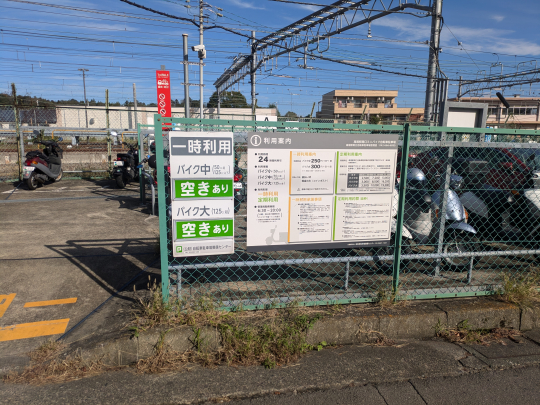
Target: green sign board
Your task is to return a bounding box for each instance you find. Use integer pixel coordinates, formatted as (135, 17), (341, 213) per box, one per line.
(175, 219), (234, 240)
(174, 179), (234, 199)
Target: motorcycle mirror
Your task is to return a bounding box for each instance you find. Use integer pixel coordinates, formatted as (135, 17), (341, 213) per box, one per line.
(449, 174), (463, 190)
(58, 137), (63, 141)
(32, 129), (40, 138)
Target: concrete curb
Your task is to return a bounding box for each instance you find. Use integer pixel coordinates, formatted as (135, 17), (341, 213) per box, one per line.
(65, 298), (540, 367)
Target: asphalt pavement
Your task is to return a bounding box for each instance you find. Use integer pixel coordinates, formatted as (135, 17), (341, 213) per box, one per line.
(0, 179), (160, 371)
(1, 338), (540, 404)
(230, 366), (540, 405)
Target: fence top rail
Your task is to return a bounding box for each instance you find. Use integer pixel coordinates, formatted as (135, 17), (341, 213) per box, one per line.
(410, 126), (540, 136)
(160, 116), (405, 132)
(155, 116), (540, 137)
(0, 127), (138, 133)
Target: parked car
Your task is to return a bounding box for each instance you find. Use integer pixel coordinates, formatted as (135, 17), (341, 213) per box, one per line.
(412, 147), (531, 191)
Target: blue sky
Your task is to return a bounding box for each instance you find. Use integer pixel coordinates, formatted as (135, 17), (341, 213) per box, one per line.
(1, 0), (540, 116)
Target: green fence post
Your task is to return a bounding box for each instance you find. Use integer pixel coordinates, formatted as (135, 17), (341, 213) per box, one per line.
(392, 123), (411, 296)
(106, 90), (112, 177)
(153, 115), (170, 302)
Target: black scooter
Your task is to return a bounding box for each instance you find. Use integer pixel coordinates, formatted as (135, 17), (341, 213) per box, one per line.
(113, 140), (139, 189)
(23, 137), (64, 190)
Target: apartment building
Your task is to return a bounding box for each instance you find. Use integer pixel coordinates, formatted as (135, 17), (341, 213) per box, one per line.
(450, 95), (540, 129)
(316, 90), (424, 124)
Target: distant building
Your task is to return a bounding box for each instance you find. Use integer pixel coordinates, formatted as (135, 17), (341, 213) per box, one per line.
(0, 106), (277, 130)
(449, 95), (540, 130)
(316, 90), (424, 124)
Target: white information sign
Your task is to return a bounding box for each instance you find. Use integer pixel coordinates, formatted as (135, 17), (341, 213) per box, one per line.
(169, 132), (235, 257)
(246, 132), (398, 252)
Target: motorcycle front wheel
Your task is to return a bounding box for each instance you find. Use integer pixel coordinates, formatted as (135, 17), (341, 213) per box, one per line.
(443, 231), (475, 271)
(115, 175), (125, 189)
(26, 172), (38, 190)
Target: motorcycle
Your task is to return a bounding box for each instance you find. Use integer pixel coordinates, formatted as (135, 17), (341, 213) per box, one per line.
(492, 154), (540, 243)
(233, 151), (246, 213)
(113, 135), (139, 189)
(455, 158), (518, 241)
(23, 137), (64, 190)
(375, 167), (477, 272)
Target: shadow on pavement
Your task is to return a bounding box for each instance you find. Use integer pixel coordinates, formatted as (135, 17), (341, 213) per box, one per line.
(46, 238), (158, 299)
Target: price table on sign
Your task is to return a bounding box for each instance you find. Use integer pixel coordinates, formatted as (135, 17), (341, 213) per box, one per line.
(169, 132), (235, 257)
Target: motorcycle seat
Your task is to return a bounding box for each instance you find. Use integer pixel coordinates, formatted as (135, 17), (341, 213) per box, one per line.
(26, 150), (50, 163)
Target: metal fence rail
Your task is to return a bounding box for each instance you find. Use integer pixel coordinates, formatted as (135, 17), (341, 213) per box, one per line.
(0, 129), (139, 181)
(152, 116), (540, 309)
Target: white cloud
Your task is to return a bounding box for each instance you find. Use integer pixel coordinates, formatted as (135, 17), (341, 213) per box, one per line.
(226, 0), (265, 10)
(371, 16), (430, 41)
(372, 16), (540, 56)
(441, 25), (540, 56)
(294, 4), (320, 12)
(490, 15), (505, 22)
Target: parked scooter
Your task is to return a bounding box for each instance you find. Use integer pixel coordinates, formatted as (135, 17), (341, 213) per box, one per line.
(376, 167), (477, 272)
(492, 154), (540, 242)
(23, 136), (64, 190)
(456, 158), (518, 240)
(113, 133), (139, 189)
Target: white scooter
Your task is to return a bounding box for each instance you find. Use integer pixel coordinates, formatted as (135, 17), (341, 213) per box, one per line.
(375, 168), (477, 272)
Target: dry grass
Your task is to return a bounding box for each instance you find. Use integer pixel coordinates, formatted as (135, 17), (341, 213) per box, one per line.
(5, 281), (331, 384)
(3, 343), (118, 385)
(27, 340), (66, 363)
(435, 319), (522, 346)
(134, 330), (192, 374)
(496, 268), (540, 309)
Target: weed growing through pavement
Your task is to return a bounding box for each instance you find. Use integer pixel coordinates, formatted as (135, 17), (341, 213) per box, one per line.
(374, 283), (407, 308)
(496, 268), (540, 309)
(131, 279), (327, 370)
(434, 319), (522, 345)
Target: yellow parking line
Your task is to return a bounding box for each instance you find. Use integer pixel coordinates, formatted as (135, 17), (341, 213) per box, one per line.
(0, 319), (70, 342)
(24, 298), (77, 308)
(0, 294), (16, 318)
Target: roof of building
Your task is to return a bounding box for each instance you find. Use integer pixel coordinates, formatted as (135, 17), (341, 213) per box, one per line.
(323, 90), (398, 98)
(449, 96), (540, 103)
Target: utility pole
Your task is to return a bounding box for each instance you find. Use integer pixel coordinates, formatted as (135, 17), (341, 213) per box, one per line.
(199, 0), (204, 120)
(78, 68), (89, 128)
(11, 83), (23, 182)
(250, 31), (257, 119)
(457, 76), (462, 101)
(182, 33), (190, 118)
(423, 0), (442, 124)
(106, 89), (112, 176)
(133, 83), (138, 128)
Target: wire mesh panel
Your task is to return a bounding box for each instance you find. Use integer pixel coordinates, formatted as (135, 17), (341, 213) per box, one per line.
(0, 132), (19, 181)
(152, 116), (540, 309)
(395, 127), (540, 300)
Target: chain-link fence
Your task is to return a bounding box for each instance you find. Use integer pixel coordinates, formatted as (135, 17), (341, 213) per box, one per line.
(151, 116), (540, 309)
